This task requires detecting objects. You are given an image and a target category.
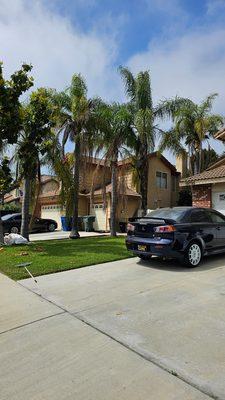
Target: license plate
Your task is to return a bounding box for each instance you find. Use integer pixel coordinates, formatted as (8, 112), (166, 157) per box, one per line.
(138, 245), (147, 251)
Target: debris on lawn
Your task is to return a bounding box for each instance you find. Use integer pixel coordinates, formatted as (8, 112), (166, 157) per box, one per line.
(33, 246), (44, 252)
(0, 247), (4, 252)
(4, 233), (28, 246)
(19, 252), (29, 256)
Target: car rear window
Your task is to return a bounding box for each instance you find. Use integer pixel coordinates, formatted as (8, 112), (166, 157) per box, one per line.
(146, 208), (187, 222)
(1, 214), (14, 221)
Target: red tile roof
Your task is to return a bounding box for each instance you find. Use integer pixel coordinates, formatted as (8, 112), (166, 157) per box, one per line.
(183, 165), (225, 183)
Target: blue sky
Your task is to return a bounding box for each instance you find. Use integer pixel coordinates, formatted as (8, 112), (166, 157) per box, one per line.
(1, 0), (225, 160)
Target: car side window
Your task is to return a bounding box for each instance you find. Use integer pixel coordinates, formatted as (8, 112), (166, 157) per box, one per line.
(189, 210), (210, 223)
(209, 211), (225, 223)
(13, 215), (21, 221)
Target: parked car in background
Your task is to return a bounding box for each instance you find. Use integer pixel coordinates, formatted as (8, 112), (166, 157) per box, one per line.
(2, 213), (58, 234)
(126, 207), (225, 267)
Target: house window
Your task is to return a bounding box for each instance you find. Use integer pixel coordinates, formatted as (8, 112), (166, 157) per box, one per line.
(156, 171), (167, 189)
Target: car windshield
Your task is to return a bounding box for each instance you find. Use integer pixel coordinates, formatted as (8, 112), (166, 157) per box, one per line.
(1, 214), (15, 221)
(146, 208), (187, 222)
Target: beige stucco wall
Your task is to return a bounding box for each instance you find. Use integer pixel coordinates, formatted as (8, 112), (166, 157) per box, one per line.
(116, 196), (140, 221)
(79, 164), (111, 192)
(118, 158), (179, 209)
(211, 183), (225, 192)
(118, 165), (136, 190)
(147, 157), (179, 209)
(78, 196), (89, 215)
(41, 180), (59, 194)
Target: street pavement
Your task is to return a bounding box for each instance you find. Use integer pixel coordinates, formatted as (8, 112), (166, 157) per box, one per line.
(1, 255), (225, 399)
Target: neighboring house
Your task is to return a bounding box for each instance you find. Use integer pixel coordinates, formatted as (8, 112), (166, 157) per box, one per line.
(4, 153), (180, 231)
(179, 127), (225, 214)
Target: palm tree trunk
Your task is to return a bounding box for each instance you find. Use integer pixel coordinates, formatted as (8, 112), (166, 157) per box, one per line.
(0, 213), (4, 244)
(70, 137), (80, 239)
(29, 161), (41, 230)
(139, 142), (148, 215)
(199, 144), (202, 173)
(21, 176), (31, 240)
(110, 155), (118, 237)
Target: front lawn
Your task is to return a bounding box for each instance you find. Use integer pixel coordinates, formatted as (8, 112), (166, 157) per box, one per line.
(0, 236), (132, 280)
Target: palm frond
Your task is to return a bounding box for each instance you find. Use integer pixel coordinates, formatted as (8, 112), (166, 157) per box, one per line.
(136, 71), (152, 110)
(199, 93), (218, 115)
(158, 129), (185, 156)
(154, 97), (194, 120)
(118, 66), (136, 102)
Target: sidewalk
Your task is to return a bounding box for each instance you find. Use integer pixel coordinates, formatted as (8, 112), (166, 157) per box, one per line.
(0, 271), (209, 400)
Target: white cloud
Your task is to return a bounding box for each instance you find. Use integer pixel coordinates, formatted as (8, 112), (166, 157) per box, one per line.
(127, 28), (225, 156)
(0, 0), (122, 101)
(206, 0), (225, 15)
(144, 0), (186, 18)
(127, 28), (225, 114)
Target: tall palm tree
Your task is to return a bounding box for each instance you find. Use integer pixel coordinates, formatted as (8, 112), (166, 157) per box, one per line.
(119, 66), (190, 213)
(43, 133), (75, 221)
(159, 94), (223, 174)
(51, 74), (102, 239)
(96, 103), (133, 236)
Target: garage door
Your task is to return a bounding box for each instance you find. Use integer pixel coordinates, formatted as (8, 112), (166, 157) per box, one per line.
(212, 192), (225, 216)
(41, 205), (62, 230)
(91, 204), (106, 231)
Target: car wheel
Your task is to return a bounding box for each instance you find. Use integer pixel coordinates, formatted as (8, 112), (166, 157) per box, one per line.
(138, 254), (152, 261)
(184, 242), (202, 267)
(48, 223), (56, 232)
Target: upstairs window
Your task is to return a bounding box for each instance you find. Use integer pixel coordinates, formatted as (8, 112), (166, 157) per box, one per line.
(156, 171), (167, 189)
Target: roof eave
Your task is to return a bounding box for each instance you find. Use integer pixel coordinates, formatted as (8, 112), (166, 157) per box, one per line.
(180, 176), (225, 186)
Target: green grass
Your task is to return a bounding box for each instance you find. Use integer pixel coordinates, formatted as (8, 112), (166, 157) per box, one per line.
(0, 236), (132, 280)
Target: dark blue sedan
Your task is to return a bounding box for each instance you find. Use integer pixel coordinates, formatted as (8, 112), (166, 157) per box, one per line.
(126, 207), (225, 267)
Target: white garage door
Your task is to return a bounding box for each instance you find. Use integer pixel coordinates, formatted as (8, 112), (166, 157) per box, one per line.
(41, 205), (62, 230)
(91, 204), (106, 231)
(212, 192), (225, 216)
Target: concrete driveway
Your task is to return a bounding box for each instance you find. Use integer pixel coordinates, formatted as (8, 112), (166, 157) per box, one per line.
(1, 256), (225, 399)
(29, 230), (111, 241)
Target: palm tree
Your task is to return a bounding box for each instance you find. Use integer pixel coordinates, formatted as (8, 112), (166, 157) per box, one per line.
(159, 94), (223, 174)
(43, 134), (75, 222)
(119, 66), (190, 213)
(96, 103), (133, 236)
(51, 74), (102, 239)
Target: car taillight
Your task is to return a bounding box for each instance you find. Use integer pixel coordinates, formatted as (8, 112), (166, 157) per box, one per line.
(154, 225), (176, 233)
(127, 223), (135, 232)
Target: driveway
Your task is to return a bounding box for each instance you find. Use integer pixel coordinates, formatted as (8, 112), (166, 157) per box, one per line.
(1, 256), (225, 399)
(29, 230), (110, 241)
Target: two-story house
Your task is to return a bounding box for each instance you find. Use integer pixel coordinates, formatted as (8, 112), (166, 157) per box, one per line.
(4, 153), (180, 231)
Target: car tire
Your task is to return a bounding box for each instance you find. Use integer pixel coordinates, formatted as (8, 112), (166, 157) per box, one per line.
(48, 223), (56, 232)
(183, 242), (202, 267)
(138, 254), (152, 261)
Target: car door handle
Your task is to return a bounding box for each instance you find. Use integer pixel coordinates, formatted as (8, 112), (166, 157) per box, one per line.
(216, 226), (221, 230)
